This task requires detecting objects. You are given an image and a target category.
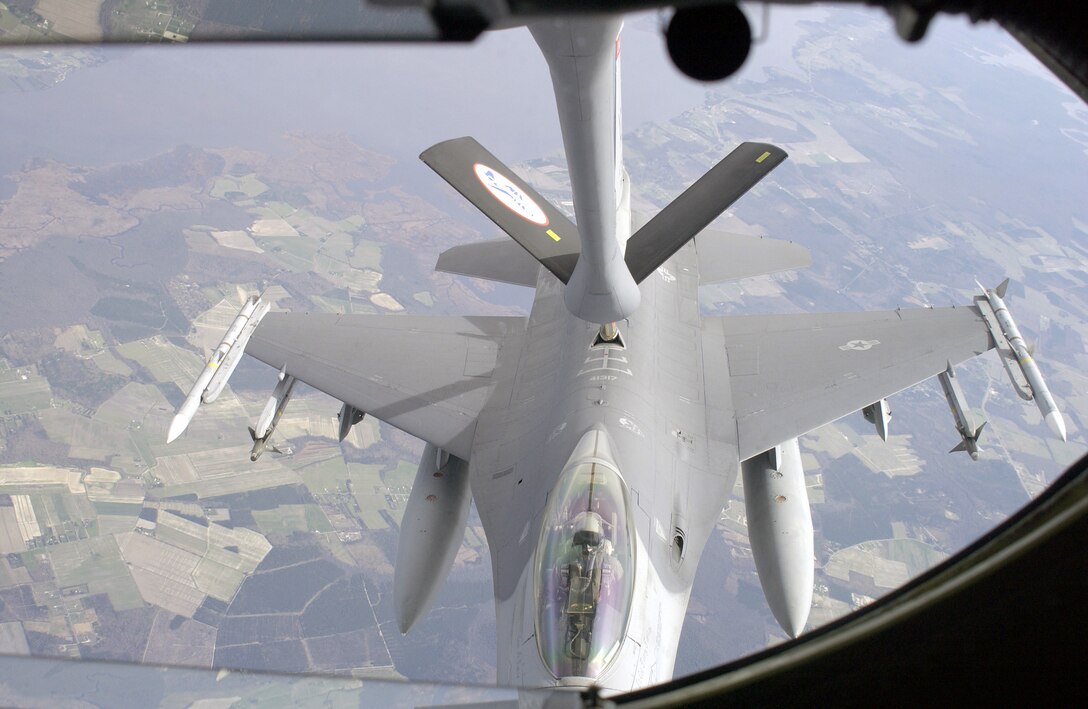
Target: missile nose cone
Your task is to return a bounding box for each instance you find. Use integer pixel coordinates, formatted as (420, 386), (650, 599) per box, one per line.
(166, 415), (188, 444)
(1045, 410), (1067, 442)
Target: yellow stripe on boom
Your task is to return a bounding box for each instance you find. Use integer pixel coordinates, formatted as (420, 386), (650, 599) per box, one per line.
(756, 151), (771, 163)
(546, 229), (561, 242)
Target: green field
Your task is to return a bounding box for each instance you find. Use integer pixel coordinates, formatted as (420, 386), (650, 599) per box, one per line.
(89, 350), (134, 376)
(253, 504), (332, 535)
(28, 496), (49, 535)
(155, 522), (207, 556)
(38, 407), (142, 464)
(48, 536), (144, 610)
(357, 507), (388, 530)
(127, 431), (158, 472)
(383, 460), (416, 491)
(257, 236), (318, 271)
(91, 501), (144, 517)
(0, 366), (52, 415)
(298, 460), (394, 531)
(109, 0), (200, 40)
(305, 504), (332, 532)
(298, 457), (352, 493)
(94, 515), (134, 536)
(47, 493), (71, 524)
(116, 338), (202, 387)
(254, 201), (299, 220)
(0, 482), (65, 496)
(349, 239), (383, 271)
(18, 550), (49, 577)
(93, 383), (164, 429)
(292, 212), (351, 244)
(310, 295), (353, 314)
(210, 173), (268, 200)
(878, 538), (948, 577)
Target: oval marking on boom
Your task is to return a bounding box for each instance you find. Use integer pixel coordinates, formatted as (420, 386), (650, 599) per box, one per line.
(473, 163), (549, 226)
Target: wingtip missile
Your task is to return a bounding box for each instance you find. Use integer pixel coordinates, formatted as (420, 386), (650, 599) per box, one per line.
(1045, 410), (1067, 442)
(166, 295), (268, 443)
(166, 413), (190, 444)
(977, 279), (1067, 441)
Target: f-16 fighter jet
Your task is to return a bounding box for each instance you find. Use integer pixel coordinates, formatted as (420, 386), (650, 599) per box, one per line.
(168, 16), (1065, 692)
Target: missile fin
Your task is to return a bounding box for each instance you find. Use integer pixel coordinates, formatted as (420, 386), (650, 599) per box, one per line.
(995, 277), (1010, 298)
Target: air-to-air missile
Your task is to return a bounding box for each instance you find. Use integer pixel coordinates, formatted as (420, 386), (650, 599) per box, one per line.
(939, 363), (987, 460)
(203, 297), (270, 405)
(166, 295), (269, 443)
(249, 369), (296, 461)
(975, 279), (1067, 441)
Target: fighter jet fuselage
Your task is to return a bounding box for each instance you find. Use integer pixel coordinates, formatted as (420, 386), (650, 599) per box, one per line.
(470, 241), (727, 688)
(168, 11), (1066, 697)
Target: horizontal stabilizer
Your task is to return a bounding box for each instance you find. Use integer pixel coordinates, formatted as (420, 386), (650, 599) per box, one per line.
(436, 238), (541, 287)
(695, 229), (810, 284)
(421, 137), (580, 283)
(625, 142), (787, 283)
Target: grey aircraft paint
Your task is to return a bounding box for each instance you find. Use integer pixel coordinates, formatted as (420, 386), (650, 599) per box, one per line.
(168, 13), (1066, 695)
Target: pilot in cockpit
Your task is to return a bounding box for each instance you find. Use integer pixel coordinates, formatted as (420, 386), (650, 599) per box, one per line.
(564, 512), (609, 611)
(572, 510), (604, 549)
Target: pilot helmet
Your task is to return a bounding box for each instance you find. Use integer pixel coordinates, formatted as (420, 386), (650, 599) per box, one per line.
(572, 511), (603, 547)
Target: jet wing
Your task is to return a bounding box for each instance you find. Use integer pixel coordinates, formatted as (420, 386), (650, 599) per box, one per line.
(703, 305), (995, 460)
(245, 313), (526, 459)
